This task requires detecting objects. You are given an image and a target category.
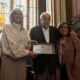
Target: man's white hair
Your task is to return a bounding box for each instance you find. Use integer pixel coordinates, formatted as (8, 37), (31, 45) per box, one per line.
(40, 12), (50, 20)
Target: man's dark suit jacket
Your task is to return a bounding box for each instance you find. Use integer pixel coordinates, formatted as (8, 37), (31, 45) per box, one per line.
(30, 25), (59, 75)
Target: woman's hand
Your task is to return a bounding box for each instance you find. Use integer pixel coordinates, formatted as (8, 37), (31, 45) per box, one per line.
(28, 51), (38, 58)
(28, 40), (38, 44)
(28, 40), (38, 49)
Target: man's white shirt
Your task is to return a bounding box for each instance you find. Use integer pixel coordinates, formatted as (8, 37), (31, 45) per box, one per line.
(42, 27), (49, 43)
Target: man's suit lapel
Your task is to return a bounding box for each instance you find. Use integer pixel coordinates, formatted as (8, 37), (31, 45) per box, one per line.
(39, 26), (46, 43)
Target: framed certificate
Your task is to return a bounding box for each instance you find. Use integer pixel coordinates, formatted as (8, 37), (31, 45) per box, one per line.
(32, 43), (55, 54)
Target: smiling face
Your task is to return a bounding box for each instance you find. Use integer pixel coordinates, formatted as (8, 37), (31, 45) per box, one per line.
(59, 24), (68, 36)
(40, 13), (50, 29)
(13, 9), (23, 24)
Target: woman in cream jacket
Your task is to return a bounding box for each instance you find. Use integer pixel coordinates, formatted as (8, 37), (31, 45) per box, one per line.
(0, 8), (37, 80)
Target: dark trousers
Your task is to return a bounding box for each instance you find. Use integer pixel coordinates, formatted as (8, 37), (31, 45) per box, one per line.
(60, 64), (69, 80)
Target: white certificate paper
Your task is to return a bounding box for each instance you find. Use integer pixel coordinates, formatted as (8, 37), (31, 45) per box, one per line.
(33, 44), (55, 54)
